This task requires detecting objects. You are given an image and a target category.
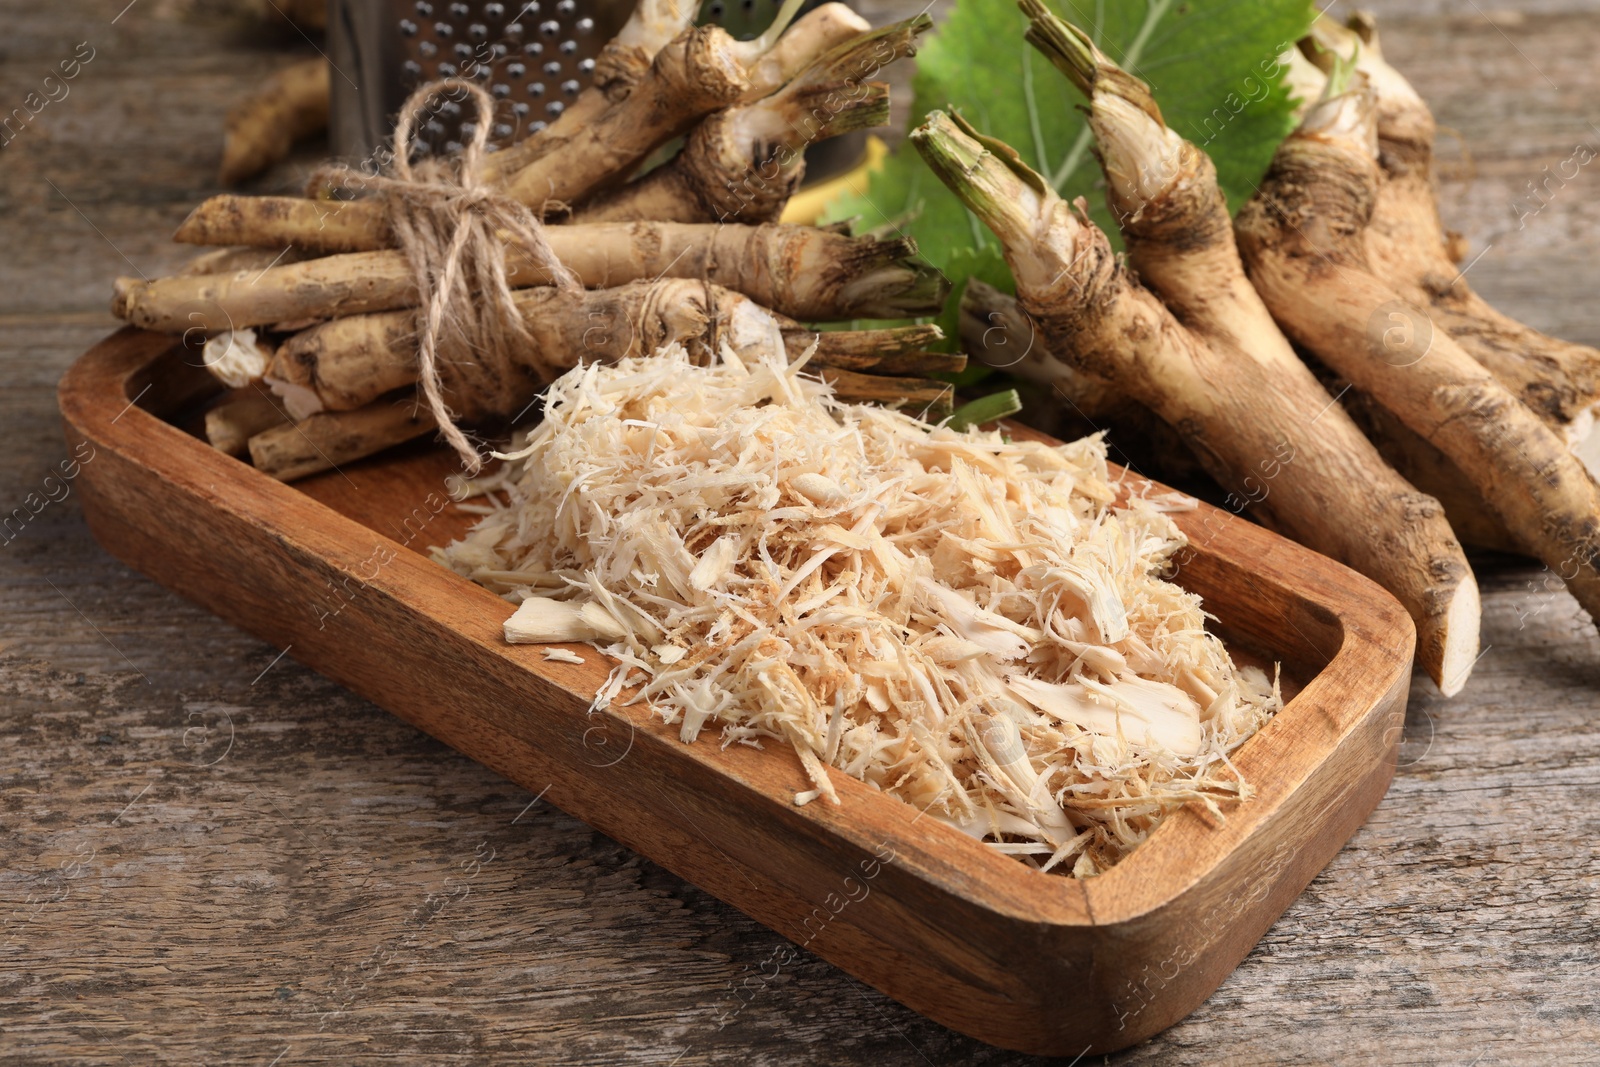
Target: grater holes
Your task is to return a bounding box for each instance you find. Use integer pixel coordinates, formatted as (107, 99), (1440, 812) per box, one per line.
(397, 0), (618, 154)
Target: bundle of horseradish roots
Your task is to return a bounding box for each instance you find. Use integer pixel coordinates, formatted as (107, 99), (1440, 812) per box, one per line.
(944, 7), (1600, 700)
(111, 0), (959, 480)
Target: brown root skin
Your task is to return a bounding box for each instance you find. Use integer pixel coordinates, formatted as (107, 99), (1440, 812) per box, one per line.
(130, 222), (944, 328)
(1308, 14), (1600, 466)
(1027, 19), (1482, 688)
(740, 3), (871, 101)
(575, 16), (927, 225)
(1336, 380), (1523, 554)
(575, 79), (890, 225)
(176, 245), (313, 276)
(248, 400), (436, 482)
(502, 26), (750, 210)
(174, 194), (391, 253)
(914, 107), (1479, 694)
(481, 2), (864, 186)
(271, 275), (949, 424)
(478, 0), (698, 184)
(204, 389), (291, 457)
(811, 367), (952, 417)
(1236, 89), (1600, 635)
(220, 58), (329, 185)
(958, 278), (1207, 484)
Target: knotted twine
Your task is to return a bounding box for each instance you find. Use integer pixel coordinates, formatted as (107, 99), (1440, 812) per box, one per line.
(311, 79), (581, 474)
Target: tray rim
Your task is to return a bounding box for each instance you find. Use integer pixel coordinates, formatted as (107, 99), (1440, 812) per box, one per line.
(58, 326), (1416, 1052)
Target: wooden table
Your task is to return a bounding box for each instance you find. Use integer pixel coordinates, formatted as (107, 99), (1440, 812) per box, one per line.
(3, 1), (1597, 1062)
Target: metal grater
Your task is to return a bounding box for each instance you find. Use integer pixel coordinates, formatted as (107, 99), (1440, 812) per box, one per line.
(329, 0), (835, 163)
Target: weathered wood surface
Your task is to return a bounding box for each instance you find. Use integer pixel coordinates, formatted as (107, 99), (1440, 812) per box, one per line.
(2, 1), (1599, 1064)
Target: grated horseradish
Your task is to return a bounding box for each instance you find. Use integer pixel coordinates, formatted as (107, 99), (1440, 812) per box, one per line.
(437, 343), (1279, 876)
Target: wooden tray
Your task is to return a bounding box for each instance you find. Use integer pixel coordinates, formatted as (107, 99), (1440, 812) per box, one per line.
(59, 328), (1414, 1056)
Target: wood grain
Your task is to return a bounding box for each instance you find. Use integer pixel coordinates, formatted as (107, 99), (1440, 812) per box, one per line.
(3, 1), (1600, 1064)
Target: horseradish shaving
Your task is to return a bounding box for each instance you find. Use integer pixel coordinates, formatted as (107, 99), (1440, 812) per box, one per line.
(437, 343), (1279, 875)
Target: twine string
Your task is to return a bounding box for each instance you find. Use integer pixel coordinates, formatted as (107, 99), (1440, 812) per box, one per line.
(313, 78), (580, 473)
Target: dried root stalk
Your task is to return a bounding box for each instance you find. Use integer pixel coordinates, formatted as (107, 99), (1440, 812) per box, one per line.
(1235, 81), (1600, 629)
(914, 89), (1480, 692)
(478, 0), (701, 185)
(958, 278), (1204, 480)
(174, 194), (392, 254)
(480, 1), (867, 186)
(220, 57), (329, 185)
(501, 25), (751, 210)
(205, 389), (291, 456)
(575, 17), (928, 224)
(248, 400), (435, 481)
(123, 222), (947, 329)
(437, 344), (1280, 874)
(265, 277), (950, 422)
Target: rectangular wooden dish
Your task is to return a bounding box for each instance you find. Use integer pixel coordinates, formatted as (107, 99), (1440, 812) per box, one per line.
(59, 328), (1415, 1056)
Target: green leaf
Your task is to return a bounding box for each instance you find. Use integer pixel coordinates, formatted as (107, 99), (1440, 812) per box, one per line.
(945, 389), (1024, 431)
(823, 0), (1315, 332)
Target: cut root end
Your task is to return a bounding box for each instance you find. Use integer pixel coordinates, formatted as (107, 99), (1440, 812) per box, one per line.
(1432, 570), (1482, 698)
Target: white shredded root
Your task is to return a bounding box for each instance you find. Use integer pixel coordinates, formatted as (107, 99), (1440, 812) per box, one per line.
(436, 343), (1280, 876)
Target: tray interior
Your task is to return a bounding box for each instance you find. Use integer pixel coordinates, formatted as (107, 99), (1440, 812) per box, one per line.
(125, 339), (1386, 911)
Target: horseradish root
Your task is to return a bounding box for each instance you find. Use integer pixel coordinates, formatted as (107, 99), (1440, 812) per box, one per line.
(476, 0), (701, 184)
(575, 16), (928, 224)
(220, 57), (329, 185)
(500, 25), (751, 210)
(437, 343), (1280, 875)
(124, 223), (947, 329)
(204, 389), (291, 456)
(1021, 6), (1478, 691)
(913, 96), (1479, 694)
(247, 400), (435, 481)
(263, 279), (942, 420)
(173, 194), (392, 254)
(1304, 14), (1600, 481)
(478, 0), (865, 186)
(1235, 80), (1600, 630)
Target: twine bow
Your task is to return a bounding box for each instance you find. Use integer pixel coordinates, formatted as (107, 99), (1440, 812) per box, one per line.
(313, 78), (581, 473)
